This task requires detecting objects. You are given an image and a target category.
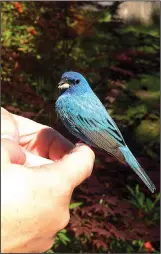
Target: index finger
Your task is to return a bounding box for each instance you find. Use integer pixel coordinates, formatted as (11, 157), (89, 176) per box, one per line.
(12, 114), (74, 160)
(1, 108), (19, 142)
(33, 144), (95, 190)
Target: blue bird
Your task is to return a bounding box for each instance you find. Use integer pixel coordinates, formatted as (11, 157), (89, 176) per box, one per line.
(55, 71), (156, 193)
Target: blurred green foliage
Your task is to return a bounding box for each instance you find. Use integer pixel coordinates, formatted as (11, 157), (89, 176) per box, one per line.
(1, 2), (160, 253)
(127, 185), (160, 223)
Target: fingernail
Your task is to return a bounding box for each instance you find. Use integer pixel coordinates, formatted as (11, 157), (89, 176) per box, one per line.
(75, 142), (85, 147)
(69, 142), (86, 154)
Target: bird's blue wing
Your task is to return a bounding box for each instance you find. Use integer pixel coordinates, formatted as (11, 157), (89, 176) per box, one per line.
(56, 93), (126, 161)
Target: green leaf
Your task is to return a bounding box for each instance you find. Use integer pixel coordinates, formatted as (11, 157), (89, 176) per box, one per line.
(69, 202), (83, 209)
(152, 193), (160, 208)
(135, 184), (140, 196)
(60, 229), (67, 233)
(46, 249), (54, 253)
(127, 185), (135, 196)
(58, 232), (70, 244)
(146, 197), (153, 211)
(129, 199), (140, 208)
(137, 193), (145, 207)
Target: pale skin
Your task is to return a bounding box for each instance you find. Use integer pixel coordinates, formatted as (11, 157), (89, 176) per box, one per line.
(1, 107), (95, 253)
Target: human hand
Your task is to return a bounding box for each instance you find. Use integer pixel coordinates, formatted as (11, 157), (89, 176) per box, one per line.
(1, 107), (95, 253)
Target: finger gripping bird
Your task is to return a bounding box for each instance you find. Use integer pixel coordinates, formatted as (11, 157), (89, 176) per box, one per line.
(55, 71), (156, 193)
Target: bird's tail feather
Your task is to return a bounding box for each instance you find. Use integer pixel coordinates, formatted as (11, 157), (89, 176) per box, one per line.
(120, 146), (156, 193)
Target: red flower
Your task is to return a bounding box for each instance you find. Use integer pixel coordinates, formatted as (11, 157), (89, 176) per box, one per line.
(144, 242), (155, 252)
(27, 27), (37, 35)
(30, 29), (36, 35)
(14, 2), (21, 8)
(14, 2), (23, 13)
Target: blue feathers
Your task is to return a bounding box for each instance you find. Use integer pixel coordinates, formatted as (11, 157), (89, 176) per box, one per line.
(119, 146), (155, 193)
(55, 71), (156, 193)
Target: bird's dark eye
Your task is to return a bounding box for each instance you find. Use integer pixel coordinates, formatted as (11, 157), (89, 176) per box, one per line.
(75, 79), (80, 84)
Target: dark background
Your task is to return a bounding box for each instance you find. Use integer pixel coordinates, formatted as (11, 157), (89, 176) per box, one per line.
(2, 1), (160, 253)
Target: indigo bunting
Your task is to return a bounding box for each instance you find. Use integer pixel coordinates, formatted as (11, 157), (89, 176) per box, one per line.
(55, 71), (156, 193)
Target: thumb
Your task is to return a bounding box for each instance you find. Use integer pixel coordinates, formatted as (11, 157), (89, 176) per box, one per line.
(41, 144), (95, 189)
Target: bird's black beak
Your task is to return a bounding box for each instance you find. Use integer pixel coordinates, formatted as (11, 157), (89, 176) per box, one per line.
(58, 79), (70, 89)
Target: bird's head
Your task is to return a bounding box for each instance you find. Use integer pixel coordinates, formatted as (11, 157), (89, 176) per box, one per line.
(58, 71), (90, 94)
